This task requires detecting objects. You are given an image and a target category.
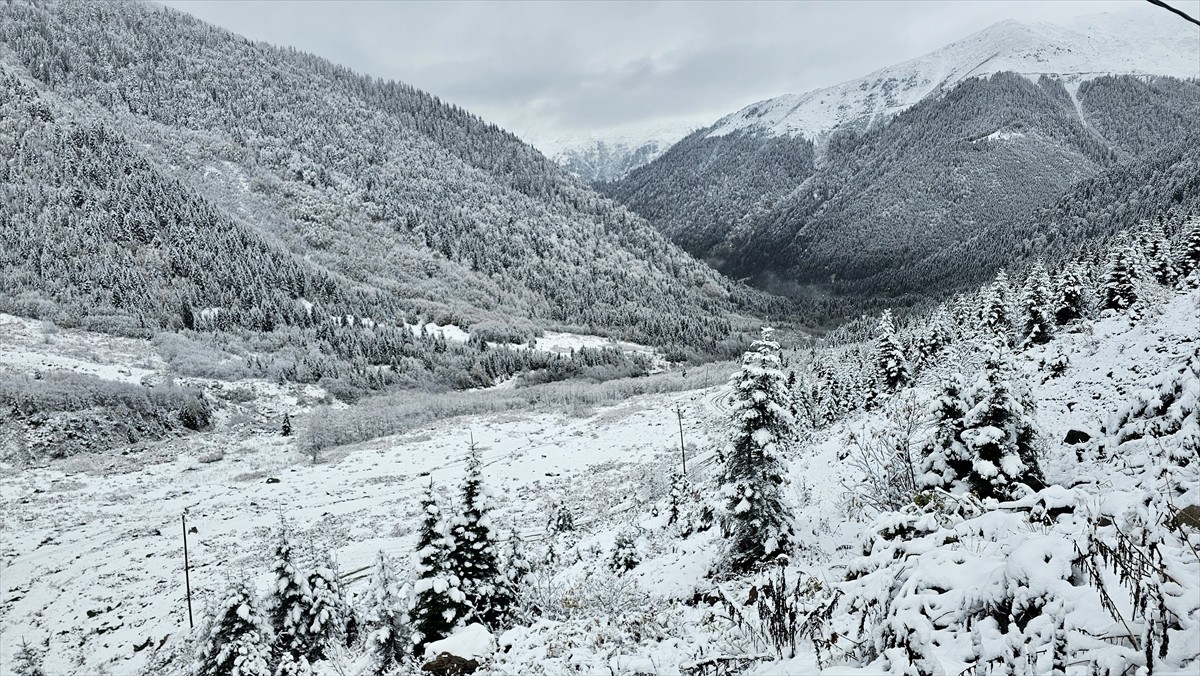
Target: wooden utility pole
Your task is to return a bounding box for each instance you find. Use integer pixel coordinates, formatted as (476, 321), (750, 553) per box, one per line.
(675, 405), (687, 475)
(182, 510), (194, 629)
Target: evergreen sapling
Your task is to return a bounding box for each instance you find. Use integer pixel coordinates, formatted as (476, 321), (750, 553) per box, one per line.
(719, 327), (796, 573)
(194, 581), (273, 676)
(408, 483), (467, 655)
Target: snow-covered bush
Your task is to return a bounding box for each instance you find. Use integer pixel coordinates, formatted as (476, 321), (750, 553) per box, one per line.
(843, 392), (925, 516)
(1107, 342), (1199, 464)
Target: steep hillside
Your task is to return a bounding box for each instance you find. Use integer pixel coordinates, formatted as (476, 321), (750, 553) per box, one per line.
(605, 10), (1200, 316)
(0, 0), (769, 394)
(719, 74), (1200, 300)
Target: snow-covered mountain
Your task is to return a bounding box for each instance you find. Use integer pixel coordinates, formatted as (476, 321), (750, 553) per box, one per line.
(604, 8), (1200, 314)
(538, 122), (697, 184)
(709, 9), (1200, 142)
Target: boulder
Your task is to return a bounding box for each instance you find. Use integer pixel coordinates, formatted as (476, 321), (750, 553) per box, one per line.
(1063, 429), (1091, 445)
(421, 653), (479, 675)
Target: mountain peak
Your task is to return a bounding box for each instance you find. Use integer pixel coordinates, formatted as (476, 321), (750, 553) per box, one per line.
(708, 8), (1199, 141)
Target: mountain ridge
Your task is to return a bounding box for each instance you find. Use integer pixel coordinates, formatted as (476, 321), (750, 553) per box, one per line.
(707, 9), (1199, 144)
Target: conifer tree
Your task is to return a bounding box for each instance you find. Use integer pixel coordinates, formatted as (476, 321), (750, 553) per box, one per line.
(981, 269), (1013, 341)
(951, 293), (978, 337)
(917, 372), (972, 492)
(195, 581), (273, 676)
(12, 639), (44, 676)
(1178, 219), (1200, 281)
(300, 553), (347, 663)
(362, 551), (407, 676)
(915, 307), (952, 369)
(872, 310), (911, 393)
(719, 327), (795, 573)
(281, 413), (292, 437)
(548, 503), (575, 532)
(1101, 245), (1138, 312)
(266, 522), (310, 663)
(1142, 221), (1176, 286)
(1019, 260), (1054, 348)
(449, 441), (503, 626)
(961, 346), (1043, 501)
(489, 530), (530, 629)
(272, 654), (312, 676)
(609, 527), (641, 573)
(409, 483), (466, 655)
(1052, 263), (1086, 326)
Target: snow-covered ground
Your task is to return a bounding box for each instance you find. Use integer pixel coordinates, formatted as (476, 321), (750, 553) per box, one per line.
(0, 361), (723, 674)
(2, 289), (1196, 675)
(0, 314), (165, 385)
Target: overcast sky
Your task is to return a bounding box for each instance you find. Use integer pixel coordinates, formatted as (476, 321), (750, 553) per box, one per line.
(160, 0), (1199, 148)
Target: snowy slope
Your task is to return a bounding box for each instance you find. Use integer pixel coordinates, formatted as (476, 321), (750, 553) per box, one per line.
(709, 9), (1200, 141)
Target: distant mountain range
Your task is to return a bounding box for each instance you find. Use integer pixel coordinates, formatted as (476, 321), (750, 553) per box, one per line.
(602, 9), (1200, 318)
(537, 123), (695, 183)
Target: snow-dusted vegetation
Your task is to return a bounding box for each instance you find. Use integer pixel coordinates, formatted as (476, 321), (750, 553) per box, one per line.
(4, 214), (1197, 675)
(2, 1), (1199, 674)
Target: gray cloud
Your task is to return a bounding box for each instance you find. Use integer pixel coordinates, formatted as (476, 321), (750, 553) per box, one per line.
(160, 0), (1196, 147)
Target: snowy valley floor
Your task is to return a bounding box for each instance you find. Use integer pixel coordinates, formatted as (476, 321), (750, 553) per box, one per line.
(1, 289), (1198, 675)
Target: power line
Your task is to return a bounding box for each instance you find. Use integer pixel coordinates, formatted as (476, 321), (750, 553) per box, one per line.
(1145, 0), (1200, 27)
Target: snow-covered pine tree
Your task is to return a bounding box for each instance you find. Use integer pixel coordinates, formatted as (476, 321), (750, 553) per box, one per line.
(1142, 221), (1177, 286)
(981, 269), (1014, 341)
(872, 310), (911, 394)
(300, 553), (346, 662)
(917, 372), (972, 492)
(489, 530), (530, 629)
(1052, 262), (1087, 326)
(272, 654), (312, 676)
(361, 551), (407, 676)
(194, 581), (273, 676)
(548, 503), (575, 532)
(11, 639), (44, 676)
(266, 522), (311, 663)
(915, 307), (952, 369)
(281, 413), (292, 437)
(960, 346), (1043, 501)
(448, 441), (503, 626)
(1100, 245), (1137, 313)
(951, 292), (978, 337)
(409, 482), (466, 655)
(609, 527), (641, 573)
(1178, 218), (1200, 284)
(719, 327), (795, 573)
(1018, 260), (1054, 348)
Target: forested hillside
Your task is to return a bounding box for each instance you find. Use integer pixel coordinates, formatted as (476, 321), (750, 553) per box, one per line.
(0, 0), (771, 394)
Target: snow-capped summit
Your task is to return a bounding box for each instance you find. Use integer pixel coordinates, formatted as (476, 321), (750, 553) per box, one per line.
(708, 8), (1200, 141)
